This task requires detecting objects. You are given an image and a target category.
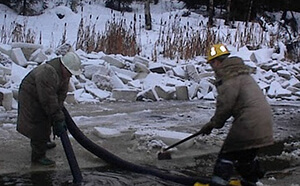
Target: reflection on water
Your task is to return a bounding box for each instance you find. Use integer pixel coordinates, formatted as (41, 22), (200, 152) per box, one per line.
(0, 166), (183, 186)
(1, 138), (294, 186)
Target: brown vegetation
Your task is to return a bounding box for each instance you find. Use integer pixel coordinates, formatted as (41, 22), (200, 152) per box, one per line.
(0, 10), (298, 62)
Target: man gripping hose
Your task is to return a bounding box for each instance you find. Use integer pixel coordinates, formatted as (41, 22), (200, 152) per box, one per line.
(17, 51), (81, 166)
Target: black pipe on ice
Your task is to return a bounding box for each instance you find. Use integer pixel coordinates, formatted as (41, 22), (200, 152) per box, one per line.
(63, 107), (210, 186)
(60, 131), (83, 184)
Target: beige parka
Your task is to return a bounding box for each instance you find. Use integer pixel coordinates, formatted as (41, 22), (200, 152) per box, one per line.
(209, 57), (274, 153)
(17, 58), (69, 140)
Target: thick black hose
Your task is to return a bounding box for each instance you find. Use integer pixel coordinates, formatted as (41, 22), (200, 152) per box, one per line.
(62, 107), (210, 185)
(60, 131), (83, 184)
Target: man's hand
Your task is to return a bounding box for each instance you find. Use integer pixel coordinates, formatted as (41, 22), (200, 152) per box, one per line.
(199, 121), (214, 135)
(53, 120), (67, 137)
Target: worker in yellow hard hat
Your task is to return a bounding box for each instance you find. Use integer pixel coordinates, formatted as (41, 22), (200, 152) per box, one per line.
(197, 43), (274, 186)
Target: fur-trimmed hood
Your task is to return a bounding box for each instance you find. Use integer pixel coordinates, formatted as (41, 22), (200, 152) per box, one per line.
(215, 57), (252, 85)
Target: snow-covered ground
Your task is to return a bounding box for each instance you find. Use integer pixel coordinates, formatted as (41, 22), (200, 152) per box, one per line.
(0, 1), (299, 106)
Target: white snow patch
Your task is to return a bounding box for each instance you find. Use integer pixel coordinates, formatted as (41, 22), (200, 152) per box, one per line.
(94, 127), (122, 138)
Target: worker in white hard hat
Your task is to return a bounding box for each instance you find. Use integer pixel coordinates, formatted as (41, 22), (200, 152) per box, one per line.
(17, 51), (81, 166)
(198, 44), (274, 186)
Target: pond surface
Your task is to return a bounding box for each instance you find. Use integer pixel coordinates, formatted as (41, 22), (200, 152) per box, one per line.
(0, 141), (294, 186)
(0, 101), (299, 186)
(0, 166), (184, 186)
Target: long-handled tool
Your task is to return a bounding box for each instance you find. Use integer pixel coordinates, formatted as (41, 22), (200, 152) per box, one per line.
(157, 130), (203, 160)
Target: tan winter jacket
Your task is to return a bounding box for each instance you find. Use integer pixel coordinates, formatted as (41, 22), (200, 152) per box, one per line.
(17, 58), (69, 140)
(209, 57), (274, 153)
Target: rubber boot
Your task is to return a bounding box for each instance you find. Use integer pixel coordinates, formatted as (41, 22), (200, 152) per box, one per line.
(240, 179), (257, 186)
(33, 157), (56, 166)
(46, 141), (57, 149)
(210, 159), (234, 186)
(236, 159), (263, 185)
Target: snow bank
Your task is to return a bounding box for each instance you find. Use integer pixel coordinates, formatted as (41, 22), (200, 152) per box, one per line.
(0, 42), (299, 111)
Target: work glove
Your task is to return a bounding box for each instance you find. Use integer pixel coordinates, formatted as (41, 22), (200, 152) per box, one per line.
(199, 121), (214, 135)
(53, 120), (67, 137)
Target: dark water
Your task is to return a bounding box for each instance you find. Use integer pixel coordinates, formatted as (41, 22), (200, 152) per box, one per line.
(0, 155), (291, 186)
(0, 138), (296, 186)
(0, 166), (184, 186)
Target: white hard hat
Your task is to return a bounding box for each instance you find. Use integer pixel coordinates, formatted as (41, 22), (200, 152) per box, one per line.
(60, 52), (82, 75)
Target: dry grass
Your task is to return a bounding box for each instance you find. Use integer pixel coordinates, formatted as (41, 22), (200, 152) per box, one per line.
(0, 11), (298, 62)
(152, 17), (275, 62)
(75, 13), (141, 56)
(2, 16), (36, 44)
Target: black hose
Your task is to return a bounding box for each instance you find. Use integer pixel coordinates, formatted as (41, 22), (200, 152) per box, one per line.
(60, 131), (83, 184)
(62, 107), (210, 185)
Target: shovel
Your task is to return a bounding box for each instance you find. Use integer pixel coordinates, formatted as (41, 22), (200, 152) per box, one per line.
(157, 130), (203, 160)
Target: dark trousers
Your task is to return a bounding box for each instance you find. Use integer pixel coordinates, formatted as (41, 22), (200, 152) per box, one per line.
(211, 148), (264, 185)
(30, 139), (48, 161)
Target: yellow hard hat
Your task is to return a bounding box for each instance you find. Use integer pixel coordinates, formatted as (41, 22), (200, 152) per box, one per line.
(194, 179), (241, 186)
(61, 52), (82, 75)
(207, 43), (230, 62)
